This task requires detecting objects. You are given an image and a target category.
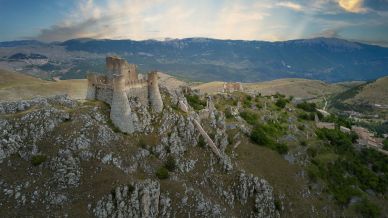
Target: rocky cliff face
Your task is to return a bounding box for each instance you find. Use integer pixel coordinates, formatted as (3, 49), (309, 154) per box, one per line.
(0, 91), (279, 217)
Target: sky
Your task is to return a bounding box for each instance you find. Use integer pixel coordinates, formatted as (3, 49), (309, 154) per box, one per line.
(0, 0), (388, 46)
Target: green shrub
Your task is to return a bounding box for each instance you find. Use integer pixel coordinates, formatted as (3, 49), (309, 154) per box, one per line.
(240, 110), (259, 125)
(243, 100), (251, 108)
(296, 101), (316, 112)
(355, 199), (380, 218)
(274, 92), (285, 98)
(197, 135), (206, 148)
(301, 141), (307, 146)
(224, 109), (233, 119)
(165, 156), (176, 172)
(31, 155), (47, 166)
(274, 199), (282, 211)
(156, 167), (169, 179)
(322, 114), (353, 128)
(298, 112), (315, 121)
(107, 118), (121, 133)
(307, 147), (317, 157)
(315, 128), (353, 153)
(250, 125), (272, 145)
(127, 184), (135, 193)
(255, 103), (263, 109)
(307, 164), (320, 181)
(274, 143), (288, 154)
(185, 94), (206, 111)
(275, 98), (287, 109)
(383, 138), (388, 151)
(250, 124), (287, 154)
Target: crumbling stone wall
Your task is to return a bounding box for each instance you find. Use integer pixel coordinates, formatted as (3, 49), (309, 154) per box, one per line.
(125, 81), (149, 106)
(223, 82), (243, 93)
(95, 87), (113, 105)
(86, 56), (164, 133)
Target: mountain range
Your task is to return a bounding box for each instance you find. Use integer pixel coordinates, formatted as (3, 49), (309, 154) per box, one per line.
(1, 37), (388, 82)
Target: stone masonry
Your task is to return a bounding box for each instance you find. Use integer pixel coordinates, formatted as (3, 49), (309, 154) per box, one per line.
(86, 56), (163, 133)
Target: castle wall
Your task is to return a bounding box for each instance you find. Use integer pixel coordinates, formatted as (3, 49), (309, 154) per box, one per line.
(128, 64), (138, 81)
(106, 56), (138, 81)
(86, 74), (97, 100)
(95, 87), (113, 105)
(126, 85), (149, 106)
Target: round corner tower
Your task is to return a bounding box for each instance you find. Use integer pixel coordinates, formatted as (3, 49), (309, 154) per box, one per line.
(110, 74), (135, 133)
(147, 71), (163, 112)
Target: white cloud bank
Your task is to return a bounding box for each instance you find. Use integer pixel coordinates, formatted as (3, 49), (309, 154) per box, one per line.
(33, 0), (387, 43)
(35, 0), (273, 41)
(338, 0), (367, 13)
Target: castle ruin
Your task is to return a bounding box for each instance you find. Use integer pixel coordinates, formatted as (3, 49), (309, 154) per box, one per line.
(86, 56), (163, 133)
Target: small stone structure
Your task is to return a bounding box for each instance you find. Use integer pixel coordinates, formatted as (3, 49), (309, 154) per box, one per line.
(314, 114), (335, 129)
(352, 126), (383, 147)
(86, 56), (163, 133)
(223, 82), (243, 93)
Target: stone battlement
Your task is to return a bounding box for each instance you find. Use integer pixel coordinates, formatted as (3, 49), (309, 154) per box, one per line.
(86, 56), (163, 133)
(125, 79), (148, 87)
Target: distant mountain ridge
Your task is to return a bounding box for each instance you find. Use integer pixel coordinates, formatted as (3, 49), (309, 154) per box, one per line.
(1, 37), (388, 82)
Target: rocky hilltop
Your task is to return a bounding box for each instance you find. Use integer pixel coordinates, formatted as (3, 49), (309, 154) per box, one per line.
(1, 81), (387, 217)
(0, 88), (279, 217)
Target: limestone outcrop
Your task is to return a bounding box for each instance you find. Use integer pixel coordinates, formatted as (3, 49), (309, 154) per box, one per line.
(93, 180), (172, 218)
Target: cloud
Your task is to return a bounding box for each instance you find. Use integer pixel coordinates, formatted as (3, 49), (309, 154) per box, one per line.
(338, 0), (367, 13)
(312, 28), (341, 38)
(34, 0), (273, 42)
(276, 2), (303, 11)
(30, 0), (388, 43)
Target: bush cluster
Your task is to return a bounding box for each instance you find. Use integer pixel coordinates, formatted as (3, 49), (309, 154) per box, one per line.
(382, 138), (388, 151)
(185, 94), (206, 111)
(156, 167), (169, 179)
(240, 110), (259, 125)
(165, 156), (176, 172)
(31, 155), (47, 166)
(197, 135), (206, 148)
(307, 128), (387, 216)
(250, 123), (288, 154)
(275, 98), (287, 109)
(296, 101), (317, 112)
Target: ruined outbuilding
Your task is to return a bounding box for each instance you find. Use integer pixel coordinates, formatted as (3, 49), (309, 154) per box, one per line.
(86, 56), (163, 133)
(223, 82), (243, 93)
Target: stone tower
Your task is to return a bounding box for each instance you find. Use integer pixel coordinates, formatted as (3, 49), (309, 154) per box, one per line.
(111, 74), (134, 133)
(148, 71), (163, 112)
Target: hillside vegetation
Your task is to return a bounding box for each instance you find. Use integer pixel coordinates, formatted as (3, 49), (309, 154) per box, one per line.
(0, 75), (387, 217)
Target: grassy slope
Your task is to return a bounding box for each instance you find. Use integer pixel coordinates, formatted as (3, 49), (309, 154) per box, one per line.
(344, 76), (388, 105)
(0, 69), (87, 101)
(192, 78), (350, 99)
